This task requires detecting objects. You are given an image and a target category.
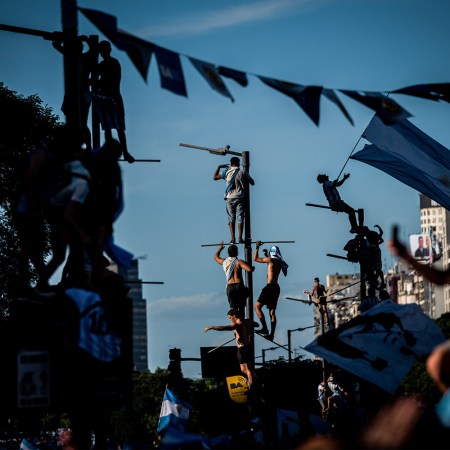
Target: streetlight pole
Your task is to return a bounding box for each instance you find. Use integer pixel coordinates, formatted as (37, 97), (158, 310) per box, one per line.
(287, 325), (315, 363)
(179, 143), (255, 364)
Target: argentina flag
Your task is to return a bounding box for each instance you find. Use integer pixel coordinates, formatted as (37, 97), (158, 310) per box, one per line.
(351, 114), (450, 210)
(157, 387), (191, 435)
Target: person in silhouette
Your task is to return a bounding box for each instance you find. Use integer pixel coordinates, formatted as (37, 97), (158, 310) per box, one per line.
(317, 173), (359, 233)
(93, 40), (135, 163)
(52, 34), (95, 151)
(204, 308), (258, 388)
(253, 241), (288, 340)
(213, 156), (254, 244)
(305, 277), (330, 326)
(214, 242), (254, 316)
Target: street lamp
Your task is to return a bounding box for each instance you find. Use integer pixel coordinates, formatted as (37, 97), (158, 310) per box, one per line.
(261, 346), (278, 367)
(287, 325), (315, 363)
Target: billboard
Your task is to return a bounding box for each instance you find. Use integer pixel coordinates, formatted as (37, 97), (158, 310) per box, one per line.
(409, 233), (442, 263)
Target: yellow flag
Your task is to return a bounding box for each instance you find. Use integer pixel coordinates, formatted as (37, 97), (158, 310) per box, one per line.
(226, 375), (249, 403)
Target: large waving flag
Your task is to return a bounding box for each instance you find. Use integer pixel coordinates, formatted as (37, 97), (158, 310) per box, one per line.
(350, 114), (450, 210)
(305, 300), (445, 394)
(189, 57), (234, 102)
(157, 387), (191, 435)
(259, 76), (323, 126)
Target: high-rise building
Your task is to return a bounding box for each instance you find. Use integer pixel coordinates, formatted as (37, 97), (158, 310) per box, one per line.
(111, 259), (149, 371)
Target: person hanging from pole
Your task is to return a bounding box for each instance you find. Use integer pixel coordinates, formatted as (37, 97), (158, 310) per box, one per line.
(213, 156), (254, 244)
(253, 241), (288, 341)
(316, 173), (359, 234)
(204, 308), (258, 389)
(92, 40), (135, 163)
(214, 241), (255, 316)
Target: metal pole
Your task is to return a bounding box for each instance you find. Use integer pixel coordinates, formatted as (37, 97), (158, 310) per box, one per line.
(288, 330), (292, 363)
(89, 34), (100, 149)
(242, 151), (255, 365)
(61, 0), (80, 132)
(320, 309), (326, 383)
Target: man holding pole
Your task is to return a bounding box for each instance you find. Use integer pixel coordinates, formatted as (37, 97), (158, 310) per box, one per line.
(204, 308), (258, 388)
(213, 156), (254, 244)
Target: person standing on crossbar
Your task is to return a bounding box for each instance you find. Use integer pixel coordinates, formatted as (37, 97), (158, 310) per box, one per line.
(317, 173), (359, 234)
(253, 241), (288, 341)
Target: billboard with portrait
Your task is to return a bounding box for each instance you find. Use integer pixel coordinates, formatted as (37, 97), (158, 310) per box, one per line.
(409, 233), (442, 263)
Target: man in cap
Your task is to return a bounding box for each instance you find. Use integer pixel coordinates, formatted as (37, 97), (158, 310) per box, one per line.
(213, 156), (255, 244)
(253, 241), (288, 340)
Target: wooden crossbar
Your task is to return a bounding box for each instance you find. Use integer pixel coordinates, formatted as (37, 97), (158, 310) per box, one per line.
(201, 240), (295, 247)
(305, 203), (331, 209)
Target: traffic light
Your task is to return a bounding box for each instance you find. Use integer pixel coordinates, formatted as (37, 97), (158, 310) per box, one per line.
(168, 348), (183, 380)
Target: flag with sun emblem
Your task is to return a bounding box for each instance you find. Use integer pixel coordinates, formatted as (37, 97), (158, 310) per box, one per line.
(189, 57), (234, 102)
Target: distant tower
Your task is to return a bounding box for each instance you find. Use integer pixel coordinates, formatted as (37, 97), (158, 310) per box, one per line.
(112, 259), (149, 371)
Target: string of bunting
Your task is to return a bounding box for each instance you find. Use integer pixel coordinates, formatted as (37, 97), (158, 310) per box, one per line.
(79, 7), (450, 128)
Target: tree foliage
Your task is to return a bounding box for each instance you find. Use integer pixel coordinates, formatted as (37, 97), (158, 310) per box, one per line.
(0, 83), (61, 317)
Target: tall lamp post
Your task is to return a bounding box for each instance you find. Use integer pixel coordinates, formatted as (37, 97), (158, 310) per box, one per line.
(179, 143), (255, 358)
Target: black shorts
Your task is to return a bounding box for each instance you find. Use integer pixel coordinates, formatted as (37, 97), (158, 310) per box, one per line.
(257, 283), (280, 310)
(226, 282), (249, 309)
(237, 345), (250, 364)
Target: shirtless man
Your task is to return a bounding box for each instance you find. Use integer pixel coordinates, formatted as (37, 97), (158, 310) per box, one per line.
(204, 308), (258, 388)
(305, 277), (330, 325)
(253, 241), (288, 341)
(214, 242), (255, 316)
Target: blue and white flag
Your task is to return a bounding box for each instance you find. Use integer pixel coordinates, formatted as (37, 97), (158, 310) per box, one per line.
(218, 66), (248, 87)
(322, 89), (354, 125)
(20, 438), (38, 450)
(155, 46), (187, 97)
(259, 76), (323, 126)
(340, 90), (411, 124)
(305, 300), (445, 394)
(350, 114), (450, 210)
(79, 8), (154, 82)
(157, 387), (191, 435)
(189, 57), (234, 102)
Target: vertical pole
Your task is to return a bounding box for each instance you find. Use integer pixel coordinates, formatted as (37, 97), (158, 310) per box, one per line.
(61, 0), (80, 132)
(320, 310), (326, 383)
(242, 151), (255, 366)
(288, 330), (292, 363)
(89, 34), (101, 149)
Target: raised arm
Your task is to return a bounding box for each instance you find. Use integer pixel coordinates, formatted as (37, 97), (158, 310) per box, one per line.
(213, 164), (228, 180)
(253, 240), (270, 263)
(214, 241), (225, 265)
(334, 172), (350, 187)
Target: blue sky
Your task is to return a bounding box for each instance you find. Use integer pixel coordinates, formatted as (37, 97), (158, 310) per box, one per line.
(1, 0), (450, 378)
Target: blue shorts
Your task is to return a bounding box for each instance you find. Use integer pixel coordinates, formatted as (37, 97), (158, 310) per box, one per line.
(226, 198), (245, 223)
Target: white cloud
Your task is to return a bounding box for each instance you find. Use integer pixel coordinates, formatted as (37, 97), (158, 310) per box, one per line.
(140, 0), (328, 38)
(148, 291), (224, 314)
